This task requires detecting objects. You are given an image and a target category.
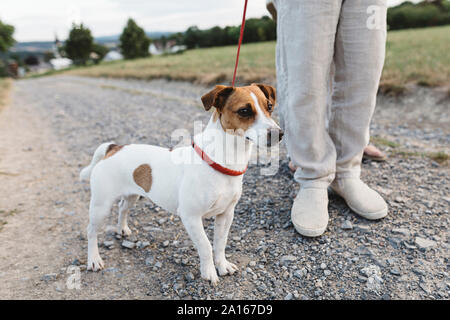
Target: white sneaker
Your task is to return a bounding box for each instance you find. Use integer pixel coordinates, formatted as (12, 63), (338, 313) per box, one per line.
(291, 188), (329, 237)
(330, 178), (388, 220)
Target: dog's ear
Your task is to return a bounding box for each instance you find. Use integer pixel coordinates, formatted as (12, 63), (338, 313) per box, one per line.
(201, 85), (234, 111)
(252, 83), (276, 106)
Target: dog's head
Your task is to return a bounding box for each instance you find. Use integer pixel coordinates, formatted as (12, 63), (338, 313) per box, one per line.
(201, 83), (283, 147)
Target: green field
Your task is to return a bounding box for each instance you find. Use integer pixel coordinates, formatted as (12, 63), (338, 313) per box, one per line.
(64, 25), (449, 89)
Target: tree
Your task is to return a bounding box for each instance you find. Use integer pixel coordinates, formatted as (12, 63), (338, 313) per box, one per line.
(119, 18), (151, 59)
(65, 23), (93, 65)
(91, 43), (108, 64)
(0, 20), (15, 53)
(183, 26), (201, 49)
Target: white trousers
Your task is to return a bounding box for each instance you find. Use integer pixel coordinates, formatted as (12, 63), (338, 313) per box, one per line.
(275, 0), (387, 188)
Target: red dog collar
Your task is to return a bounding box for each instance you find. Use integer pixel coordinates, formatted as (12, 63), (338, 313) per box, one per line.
(192, 141), (248, 176)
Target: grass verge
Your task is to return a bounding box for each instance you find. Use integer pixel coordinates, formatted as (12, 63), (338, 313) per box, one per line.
(0, 78), (12, 112)
(371, 135), (448, 165)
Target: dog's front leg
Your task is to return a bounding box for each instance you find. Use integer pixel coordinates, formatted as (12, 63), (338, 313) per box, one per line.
(180, 214), (219, 285)
(214, 204), (238, 276)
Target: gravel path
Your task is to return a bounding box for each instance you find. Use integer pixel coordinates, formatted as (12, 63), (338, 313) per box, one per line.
(0, 75), (448, 299)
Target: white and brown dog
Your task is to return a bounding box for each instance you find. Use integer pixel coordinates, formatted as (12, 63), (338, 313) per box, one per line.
(80, 83), (283, 284)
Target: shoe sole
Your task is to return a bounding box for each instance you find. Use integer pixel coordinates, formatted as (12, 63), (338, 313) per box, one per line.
(291, 221), (327, 237)
(329, 187), (388, 220)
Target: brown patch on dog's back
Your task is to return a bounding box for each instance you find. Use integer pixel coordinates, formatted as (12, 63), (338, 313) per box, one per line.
(104, 144), (126, 159)
(133, 164), (152, 193)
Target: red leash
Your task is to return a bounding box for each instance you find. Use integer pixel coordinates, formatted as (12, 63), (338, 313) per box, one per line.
(232, 0), (248, 87)
(192, 1), (249, 176)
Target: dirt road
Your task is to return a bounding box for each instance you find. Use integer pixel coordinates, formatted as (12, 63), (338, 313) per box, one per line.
(0, 76), (448, 299)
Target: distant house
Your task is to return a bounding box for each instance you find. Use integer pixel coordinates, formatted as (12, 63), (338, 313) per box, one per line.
(149, 41), (186, 55)
(103, 50), (123, 61)
(168, 45), (187, 54)
(49, 35), (72, 70)
(49, 57), (72, 70)
(149, 43), (164, 55)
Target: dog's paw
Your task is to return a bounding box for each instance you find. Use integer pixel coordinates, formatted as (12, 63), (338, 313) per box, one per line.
(87, 254), (104, 271)
(117, 225), (132, 237)
(201, 264), (219, 285)
(217, 260), (238, 276)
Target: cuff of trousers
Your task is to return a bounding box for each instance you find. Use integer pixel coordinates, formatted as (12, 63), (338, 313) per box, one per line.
(294, 169), (334, 189)
(335, 169), (361, 180)
(295, 177), (333, 189)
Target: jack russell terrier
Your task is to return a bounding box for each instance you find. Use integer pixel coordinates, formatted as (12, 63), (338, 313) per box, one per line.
(80, 83), (283, 284)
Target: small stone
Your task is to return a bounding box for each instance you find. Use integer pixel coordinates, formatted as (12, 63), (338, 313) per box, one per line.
(282, 221), (291, 229)
(41, 273), (57, 282)
(415, 237), (436, 250)
(392, 228), (410, 237)
(137, 241), (150, 249)
(320, 263), (327, 269)
(341, 220), (353, 230)
(280, 255), (297, 265)
(293, 270), (303, 279)
(355, 225), (371, 233)
(128, 235), (138, 242)
(173, 282), (184, 291)
(181, 258), (189, 266)
(104, 240), (115, 248)
(162, 240), (170, 247)
(412, 268), (425, 276)
(403, 242), (417, 250)
(121, 240), (135, 249)
(185, 272), (195, 282)
(390, 268), (401, 276)
(394, 197), (406, 203)
(284, 293), (293, 300)
(154, 261), (162, 269)
(324, 270), (331, 276)
(71, 259), (81, 266)
(249, 261), (256, 267)
(145, 256), (155, 266)
(232, 236), (241, 241)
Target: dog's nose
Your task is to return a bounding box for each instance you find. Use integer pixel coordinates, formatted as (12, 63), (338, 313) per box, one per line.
(267, 128), (284, 147)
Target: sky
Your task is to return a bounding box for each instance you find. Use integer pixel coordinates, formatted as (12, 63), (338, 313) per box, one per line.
(0, 0), (423, 42)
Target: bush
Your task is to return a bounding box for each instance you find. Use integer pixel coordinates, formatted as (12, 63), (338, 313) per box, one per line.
(387, 1), (450, 30)
(119, 18), (151, 59)
(65, 23), (94, 65)
(181, 16), (276, 49)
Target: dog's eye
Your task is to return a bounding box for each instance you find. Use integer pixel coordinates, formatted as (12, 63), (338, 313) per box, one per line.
(267, 101), (273, 112)
(237, 105), (253, 117)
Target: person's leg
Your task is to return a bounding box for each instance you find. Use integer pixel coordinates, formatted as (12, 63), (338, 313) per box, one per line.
(276, 0), (342, 236)
(328, 0), (388, 219)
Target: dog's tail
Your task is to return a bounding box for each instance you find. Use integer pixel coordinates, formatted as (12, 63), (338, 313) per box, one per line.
(80, 142), (114, 182)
